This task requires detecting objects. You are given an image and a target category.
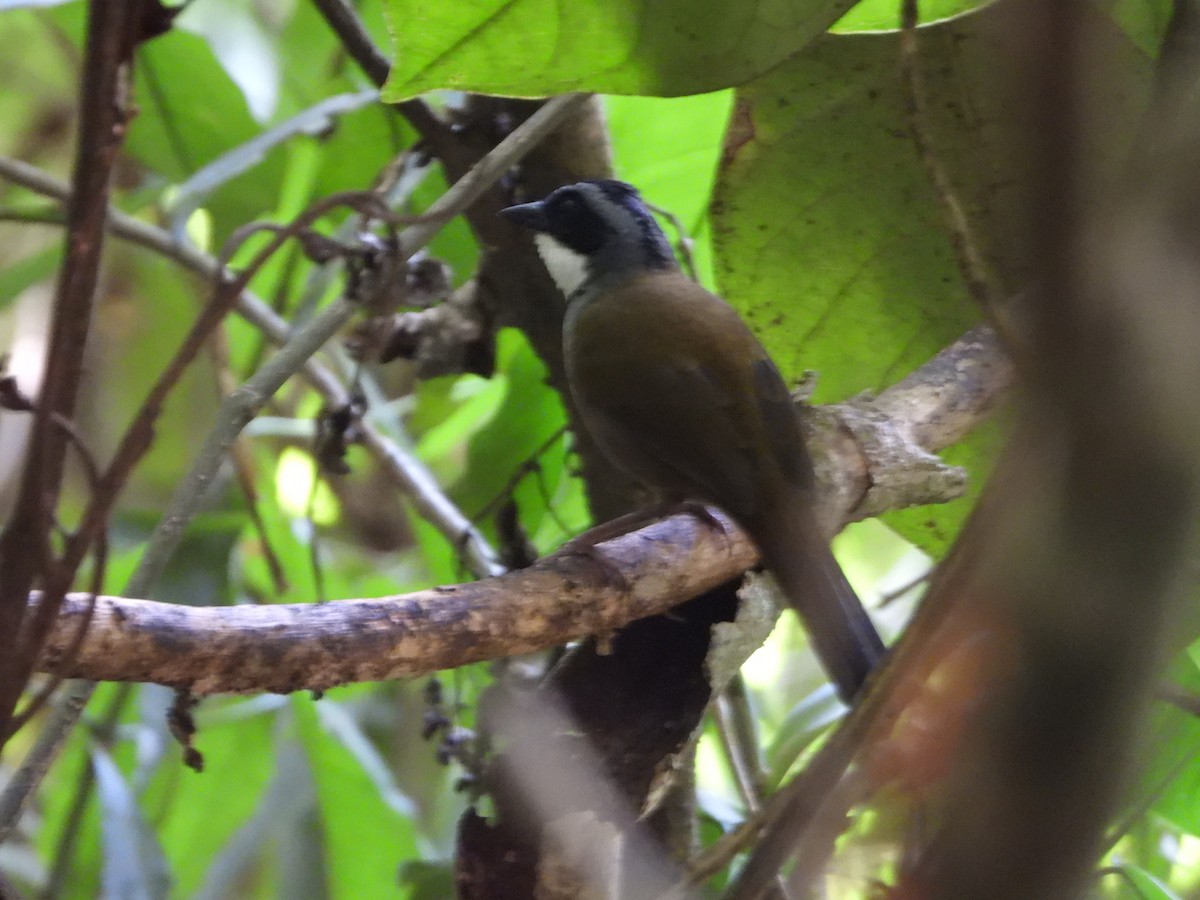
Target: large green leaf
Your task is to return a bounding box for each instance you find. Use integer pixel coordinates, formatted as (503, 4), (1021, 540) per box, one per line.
(381, 0), (859, 101)
(141, 699), (277, 897)
(832, 0), (989, 32)
(605, 90), (733, 288)
(128, 29), (288, 238)
(92, 745), (172, 900)
(129, 31), (260, 181)
(295, 693), (427, 899)
(607, 93), (732, 212)
(711, 5), (1151, 553)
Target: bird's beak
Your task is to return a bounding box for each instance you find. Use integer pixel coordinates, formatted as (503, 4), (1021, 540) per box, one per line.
(499, 200), (550, 232)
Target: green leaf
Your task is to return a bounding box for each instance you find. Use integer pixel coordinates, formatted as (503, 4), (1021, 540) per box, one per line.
(380, 0), (861, 101)
(310, 105), (413, 200)
(175, 0), (282, 122)
(294, 694), (426, 899)
(399, 859), (456, 900)
(712, 27), (987, 551)
(1111, 865), (1183, 900)
(129, 31), (257, 179)
(166, 89), (380, 234)
(193, 726), (326, 900)
(143, 699), (277, 897)
(112, 510), (244, 606)
(711, 6), (1151, 553)
(128, 30), (287, 238)
(606, 90), (734, 288)
(0, 6), (78, 165)
(416, 373), (509, 479)
(765, 686), (844, 788)
(0, 244), (61, 312)
(606, 91), (733, 228)
(832, 0), (988, 32)
(1139, 652), (1200, 835)
(457, 330), (574, 543)
(1106, 0), (1173, 56)
(91, 745), (172, 900)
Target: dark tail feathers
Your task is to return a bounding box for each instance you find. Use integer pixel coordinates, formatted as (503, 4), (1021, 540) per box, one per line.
(751, 507), (885, 701)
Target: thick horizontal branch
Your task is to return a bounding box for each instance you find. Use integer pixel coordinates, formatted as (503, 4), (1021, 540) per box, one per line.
(32, 325), (1013, 695)
(38, 513), (756, 695)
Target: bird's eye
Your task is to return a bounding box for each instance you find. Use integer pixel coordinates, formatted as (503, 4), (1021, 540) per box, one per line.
(554, 194), (581, 213)
(546, 189), (607, 253)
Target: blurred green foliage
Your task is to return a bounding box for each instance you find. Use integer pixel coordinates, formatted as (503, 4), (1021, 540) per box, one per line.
(0, 0), (1192, 898)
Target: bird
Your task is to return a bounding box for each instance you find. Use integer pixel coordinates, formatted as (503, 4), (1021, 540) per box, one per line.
(500, 179), (884, 700)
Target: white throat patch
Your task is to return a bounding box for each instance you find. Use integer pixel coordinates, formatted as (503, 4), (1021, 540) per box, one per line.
(534, 233), (589, 299)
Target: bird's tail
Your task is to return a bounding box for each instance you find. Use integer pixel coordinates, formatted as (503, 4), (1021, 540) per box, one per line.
(750, 503), (885, 701)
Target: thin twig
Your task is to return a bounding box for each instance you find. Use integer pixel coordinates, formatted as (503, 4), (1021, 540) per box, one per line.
(0, 162), (499, 579)
(0, 155), (342, 391)
(53, 193), (403, 592)
(0, 0), (144, 739)
(646, 200), (699, 282)
(308, 0), (444, 141)
(714, 679), (766, 810)
(471, 426), (570, 527)
(682, 803), (776, 889)
(206, 328), (288, 593)
(309, 0), (390, 85)
(166, 88), (380, 236)
(4, 409), (107, 739)
(878, 566), (931, 607)
(713, 681), (795, 899)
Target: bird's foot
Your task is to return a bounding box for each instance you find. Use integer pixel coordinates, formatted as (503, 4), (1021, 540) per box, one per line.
(555, 506), (678, 592)
(670, 501), (736, 559)
(673, 500), (731, 538)
(556, 502), (730, 589)
(556, 540), (630, 592)
(561, 507), (663, 548)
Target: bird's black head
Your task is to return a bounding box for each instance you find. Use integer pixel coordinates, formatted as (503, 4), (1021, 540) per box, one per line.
(500, 180), (676, 298)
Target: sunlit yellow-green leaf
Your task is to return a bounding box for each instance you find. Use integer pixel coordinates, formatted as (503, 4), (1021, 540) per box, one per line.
(381, 0), (858, 101)
(832, 0), (987, 32)
(711, 5), (1150, 552)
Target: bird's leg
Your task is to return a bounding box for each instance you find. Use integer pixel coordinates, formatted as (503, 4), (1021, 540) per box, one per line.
(555, 500), (732, 588)
(553, 506), (665, 591)
(561, 505), (669, 548)
(671, 500), (733, 540)
(553, 501), (676, 590)
(562, 498), (727, 550)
